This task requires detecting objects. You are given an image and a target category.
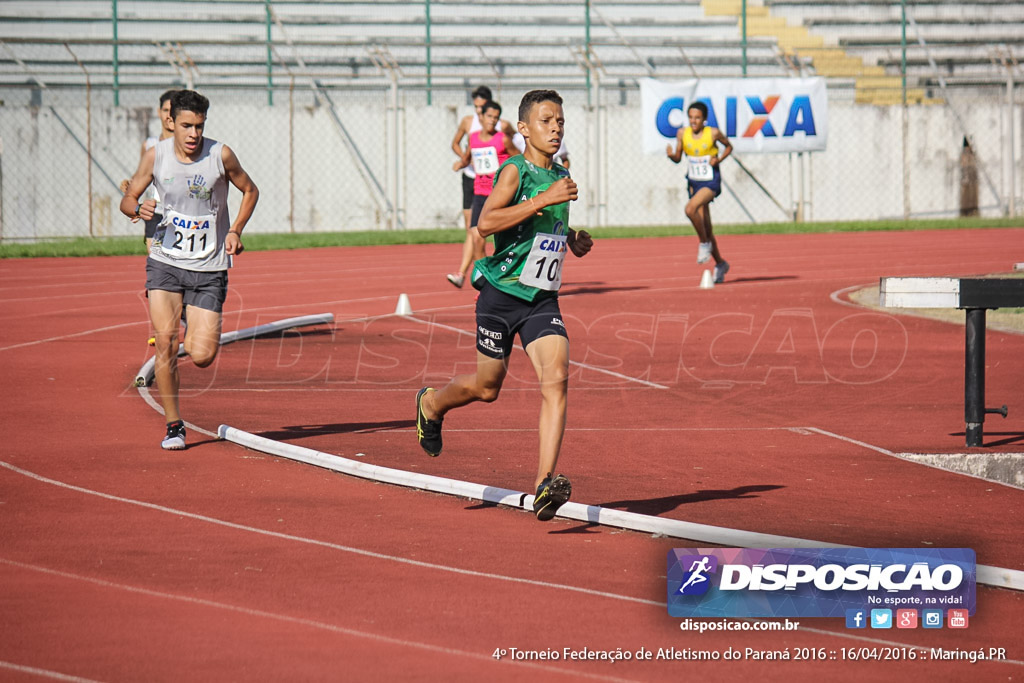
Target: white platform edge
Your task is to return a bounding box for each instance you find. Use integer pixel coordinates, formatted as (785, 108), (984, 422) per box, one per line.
(218, 424), (1024, 592)
(879, 277), (960, 309)
(134, 313), (335, 387)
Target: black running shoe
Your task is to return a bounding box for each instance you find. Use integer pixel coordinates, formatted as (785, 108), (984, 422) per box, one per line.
(162, 420), (186, 450)
(533, 473), (571, 521)
(415, 387), (443, 456)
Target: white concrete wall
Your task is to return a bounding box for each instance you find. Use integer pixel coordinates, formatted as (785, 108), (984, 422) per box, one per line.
(0, 93), (1020, 240)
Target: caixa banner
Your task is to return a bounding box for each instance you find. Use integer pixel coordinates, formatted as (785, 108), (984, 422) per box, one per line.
(640, 77), (828, 155)
(667, 548), (975, 618)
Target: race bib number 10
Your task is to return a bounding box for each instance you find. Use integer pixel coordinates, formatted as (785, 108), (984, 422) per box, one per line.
(687, 155), (713, 182)
(518, 233), (567, 291)
(161, 210), (217, 260)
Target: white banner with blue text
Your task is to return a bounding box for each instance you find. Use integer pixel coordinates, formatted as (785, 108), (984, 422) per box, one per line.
(640, 77), (828, 155)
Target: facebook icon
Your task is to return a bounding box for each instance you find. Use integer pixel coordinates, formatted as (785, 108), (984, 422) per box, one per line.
(846, 609), (867, 629)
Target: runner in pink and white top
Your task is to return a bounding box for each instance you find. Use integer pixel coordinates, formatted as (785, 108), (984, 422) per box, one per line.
(447, 100), (519, 288)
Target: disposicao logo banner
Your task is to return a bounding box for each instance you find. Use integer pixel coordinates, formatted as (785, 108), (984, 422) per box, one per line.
(667, 548), (975, 618)
(640, 77), (828, 155)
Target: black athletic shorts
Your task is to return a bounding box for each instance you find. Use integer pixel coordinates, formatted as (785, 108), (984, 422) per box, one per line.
(145, 258), (228, 313)
(475, 281), (568, 359)
(470, 194), (488, 228)
(462, 174), (475, 210)
(144, 213), (163, 239)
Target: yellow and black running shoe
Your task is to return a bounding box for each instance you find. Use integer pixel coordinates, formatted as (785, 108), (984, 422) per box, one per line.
(415, 387), (443, 457)
(533, 473), (571, 521)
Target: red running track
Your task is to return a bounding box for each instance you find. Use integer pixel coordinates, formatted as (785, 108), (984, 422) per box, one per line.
(1, 228), (1022, 681)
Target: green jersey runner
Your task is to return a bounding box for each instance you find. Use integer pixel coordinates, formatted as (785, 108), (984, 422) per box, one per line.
(472, 155), (571, 302)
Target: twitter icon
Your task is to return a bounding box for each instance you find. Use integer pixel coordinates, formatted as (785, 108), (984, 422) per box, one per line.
(870, 609), (892, 629)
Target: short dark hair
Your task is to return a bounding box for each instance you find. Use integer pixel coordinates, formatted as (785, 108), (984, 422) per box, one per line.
(688, 101), (708, 118)
(170, 90), (210, 120)
(518, 89), (563, 123)
(159, 89), (178, 107)
(471, 86), (493, 101)
(481, 100), (501, 117)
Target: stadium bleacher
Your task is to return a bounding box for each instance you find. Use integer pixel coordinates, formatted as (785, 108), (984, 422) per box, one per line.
(2, 0), (1018, 100)
(762, 0), (1023, 101)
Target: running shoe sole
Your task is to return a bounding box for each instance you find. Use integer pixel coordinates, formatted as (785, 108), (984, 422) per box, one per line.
(161, 426), (186, 450)
(533, 474), (572, 522)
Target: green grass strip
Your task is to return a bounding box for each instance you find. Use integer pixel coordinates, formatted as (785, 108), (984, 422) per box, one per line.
(2, 217), (1021, 259)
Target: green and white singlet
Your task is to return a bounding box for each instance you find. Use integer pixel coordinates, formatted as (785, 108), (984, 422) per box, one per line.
(472, 155), (571, 303)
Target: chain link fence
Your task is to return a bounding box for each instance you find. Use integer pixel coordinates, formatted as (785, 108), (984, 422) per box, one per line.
(0, 79), (1020, 240)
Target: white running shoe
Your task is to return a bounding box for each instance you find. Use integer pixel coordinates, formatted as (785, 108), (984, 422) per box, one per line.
(446, 273), (465, 288)
(714, 260), (730, 284)
(697, 242), (713, 264)
(161, 421), (186, 450)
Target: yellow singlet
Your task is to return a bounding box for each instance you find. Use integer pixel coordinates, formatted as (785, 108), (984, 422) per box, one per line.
(682, 126), (718, 159)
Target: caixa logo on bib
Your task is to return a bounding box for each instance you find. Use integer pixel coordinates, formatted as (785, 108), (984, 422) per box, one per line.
(667, 548), (976, 618)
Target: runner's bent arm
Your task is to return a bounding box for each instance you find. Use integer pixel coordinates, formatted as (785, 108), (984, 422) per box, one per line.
(450, 115), (472, 158)
(119, 147), (157, 221)
(666, 129), (684, 164)
(119, 140), (151, 194)
(477, 165), (578, 238)
(451, 115), (474, 170)
(567, 228), (592, 257)
(222, 145), (259, 255)
(712, 128), (733, 166)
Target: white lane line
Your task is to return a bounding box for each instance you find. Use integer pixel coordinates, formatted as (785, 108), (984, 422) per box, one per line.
(4, 465), (1020, 663)
(0, 660), (103, 683)
(218, 425), (1024, 591)
(0, 559), (637, 683)
(0, 320), (145, 353)
(803, 427), (1024, 491)
(402, 315), (670, 390)
(136, 385), (219, 439)
(0, 460), (660, 608)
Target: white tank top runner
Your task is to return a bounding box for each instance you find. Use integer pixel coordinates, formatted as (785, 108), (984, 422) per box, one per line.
(143, 137), (162, 209)
(463, 113), (482, 179)
(148, 137), (232, 272)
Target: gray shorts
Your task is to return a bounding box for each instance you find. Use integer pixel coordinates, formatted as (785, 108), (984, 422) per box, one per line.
(145, 258), (228, 313)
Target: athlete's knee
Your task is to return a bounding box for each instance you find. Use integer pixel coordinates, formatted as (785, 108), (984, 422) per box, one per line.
(540, 370), (569, 395)
(153, 331), (179, 354)
(684, 202), (700, 219)
(473, 377), (503, 403)
(476, 384), (501, 403)
(187, 343), (218, 368)
(538, 357), (570, 393)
